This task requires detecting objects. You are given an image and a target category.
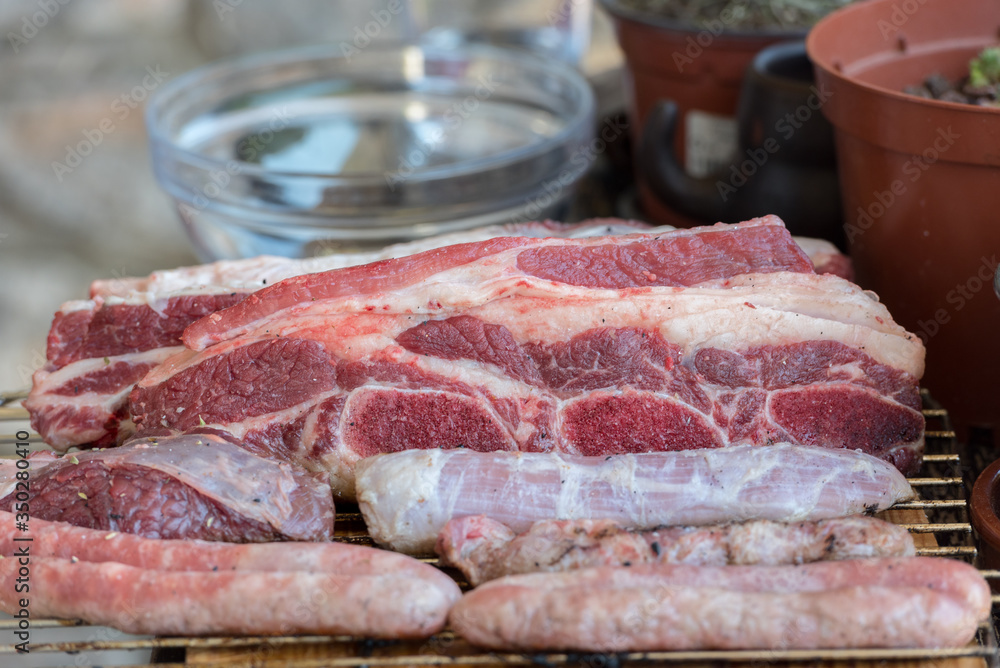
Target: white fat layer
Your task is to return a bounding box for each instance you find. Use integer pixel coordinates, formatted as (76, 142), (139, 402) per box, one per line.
(77, 438), (308, 531)
(357, 450), (445, 552)
(89, 221), (661, 299)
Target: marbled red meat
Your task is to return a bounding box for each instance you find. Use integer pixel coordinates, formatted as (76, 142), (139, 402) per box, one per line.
(0, 434), (333, 542)
(128, 218), (923, 497)
(29, 220), (731, 451)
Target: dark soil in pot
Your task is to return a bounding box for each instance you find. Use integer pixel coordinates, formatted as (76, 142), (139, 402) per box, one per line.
(618, 0), (853, 31)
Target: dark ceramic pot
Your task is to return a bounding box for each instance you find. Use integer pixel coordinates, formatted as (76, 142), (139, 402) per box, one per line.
(599, 0), (803, 227)
(808, 0), (1000, 442)
(640, 40), (844, 248)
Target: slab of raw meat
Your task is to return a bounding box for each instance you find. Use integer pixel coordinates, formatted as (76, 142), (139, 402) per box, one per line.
(0, 434), (334, 542)
(27, 217), (855, 452)
(355, 446), (915, 554)
(448, 557), (991, 650)
(129, 219), (923, 498)
(23, 220), (689, 451)
(437, 515), (916, 585)
(0, 511), (460, 637)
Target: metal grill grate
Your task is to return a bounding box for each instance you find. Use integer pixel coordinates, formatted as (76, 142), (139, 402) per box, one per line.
(0, 390), (998, 667)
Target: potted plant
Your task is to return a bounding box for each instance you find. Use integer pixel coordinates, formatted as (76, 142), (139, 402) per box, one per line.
(807, 0), (1000, 443)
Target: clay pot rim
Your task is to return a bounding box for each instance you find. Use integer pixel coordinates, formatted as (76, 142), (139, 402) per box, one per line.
(598, 0), (807, 40)
(806, 1), (1000, 118)
(970, 457), (1000, 562)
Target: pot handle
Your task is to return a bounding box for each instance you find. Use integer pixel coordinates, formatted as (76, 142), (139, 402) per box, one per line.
(639, 99), (729, 222)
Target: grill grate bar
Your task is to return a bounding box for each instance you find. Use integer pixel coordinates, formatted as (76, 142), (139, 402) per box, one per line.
(0, 390), (27, 406)
(924, 431), (958, 439)
(916, 546), (978, 557)
(919, 453), (960, 462)
(892, 499), (968, 509)
(5, 637), (993, 664)
(907, 477), (964, 487)
(0, 634), (365, 655)
(0, 407), (28, 421)
(0, 618), (85, 629)
(896, 522), (972, 533)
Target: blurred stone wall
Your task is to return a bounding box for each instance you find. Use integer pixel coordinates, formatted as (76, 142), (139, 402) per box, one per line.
(0, 0), (202, 389)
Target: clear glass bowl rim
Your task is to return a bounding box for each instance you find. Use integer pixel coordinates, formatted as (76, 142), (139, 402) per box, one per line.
(144, 42), (597, 188)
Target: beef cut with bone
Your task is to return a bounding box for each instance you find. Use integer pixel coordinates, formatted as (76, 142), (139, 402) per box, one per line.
(27, 220), (710, 450)
(125, 218), (923, 499)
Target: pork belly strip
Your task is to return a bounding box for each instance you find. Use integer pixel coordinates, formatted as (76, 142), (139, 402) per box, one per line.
(0, 434), (334, 542)
(437, 515), (916, 586)
(355, 446), (915, 554)
(0, 557), (458, 638)
(183, 216), (816, 349)
(449, 557), (990, 651)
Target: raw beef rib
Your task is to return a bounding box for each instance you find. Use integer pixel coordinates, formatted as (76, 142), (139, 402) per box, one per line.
(128, 218), (924, 498)
(38, 219), (833, 451)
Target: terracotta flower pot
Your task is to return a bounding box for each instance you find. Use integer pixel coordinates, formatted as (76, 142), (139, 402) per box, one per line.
(599, 0), (802, 227)
(970, 457), (1000, 588)
(808, 0), (1000, 443)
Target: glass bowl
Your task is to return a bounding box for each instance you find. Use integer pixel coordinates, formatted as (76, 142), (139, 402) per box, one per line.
(145, 44), (596, 260)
